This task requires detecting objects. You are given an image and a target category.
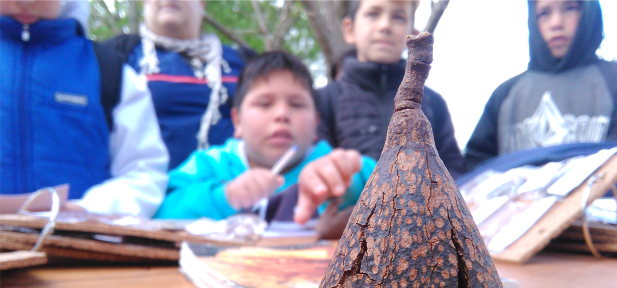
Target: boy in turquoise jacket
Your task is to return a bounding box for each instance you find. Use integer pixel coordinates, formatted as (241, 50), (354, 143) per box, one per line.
(155, 51), (376, 222)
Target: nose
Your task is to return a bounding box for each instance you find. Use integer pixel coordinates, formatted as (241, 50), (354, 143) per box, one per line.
(274, 102), (290, 123)
(377, 14), (392, 34)
(549, 10), (564, 30)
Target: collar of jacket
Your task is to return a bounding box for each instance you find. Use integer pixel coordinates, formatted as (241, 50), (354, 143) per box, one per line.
(340, 57), (406, 93)
(0, 17), (84, 44)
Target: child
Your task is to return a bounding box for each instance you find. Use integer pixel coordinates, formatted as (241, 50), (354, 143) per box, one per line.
(316, 0), (467, 180)
(154, 51), (376, 223)
(0, 0), (169, 217)
(104, 0), (249, 170)
(465, 0), (617, 169)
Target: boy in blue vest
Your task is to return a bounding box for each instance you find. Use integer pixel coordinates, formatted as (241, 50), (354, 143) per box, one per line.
(104, 0), (249, 170)
(0, 0), (169, 217)
(154, 51), (376, 224)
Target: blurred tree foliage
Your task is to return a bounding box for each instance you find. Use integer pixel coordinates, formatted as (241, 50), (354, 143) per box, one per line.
(88, 0), (324, 78)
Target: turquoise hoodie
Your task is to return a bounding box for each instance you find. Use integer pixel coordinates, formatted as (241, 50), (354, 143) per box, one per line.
(154, 138), (376, 219)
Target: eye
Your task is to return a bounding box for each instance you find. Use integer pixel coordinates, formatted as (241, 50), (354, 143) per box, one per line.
(536, 8), (550, 21)
(564, 2), (581, 12)
(366, 11), (379, 18)
(393, 13), (407, 22)
(290, 101), (308, 109)
(253, 99), (272, 108)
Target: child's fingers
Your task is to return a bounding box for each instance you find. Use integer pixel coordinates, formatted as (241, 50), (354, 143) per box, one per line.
(330, 149), (362, 187)
(294, 187), (320, 225)
(299, 166), (329, 202)
(316, 160), (346, 197)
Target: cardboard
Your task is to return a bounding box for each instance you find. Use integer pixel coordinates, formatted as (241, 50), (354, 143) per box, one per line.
(491, 154), (617, 263)
(0, 251), (47, 270)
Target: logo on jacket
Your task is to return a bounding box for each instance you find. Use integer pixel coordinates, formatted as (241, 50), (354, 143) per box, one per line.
(505, 91), (609, 152)
(55, 92), (88, 106)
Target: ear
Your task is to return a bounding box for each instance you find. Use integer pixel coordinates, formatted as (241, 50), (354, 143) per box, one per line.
(341, 17), (356, 45)
(231, 107), (242, 139)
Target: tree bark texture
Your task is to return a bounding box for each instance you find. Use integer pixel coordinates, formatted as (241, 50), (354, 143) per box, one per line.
(320, 33), (502, 288)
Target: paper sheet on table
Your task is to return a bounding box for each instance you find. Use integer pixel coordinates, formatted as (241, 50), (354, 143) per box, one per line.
(548, 147), (617, 196)
(0, 184), (69, 214)
(263, 219), (318, 238)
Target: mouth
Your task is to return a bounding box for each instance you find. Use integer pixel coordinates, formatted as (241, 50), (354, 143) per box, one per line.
(13, 14), (38, 25)
(548, 36), (568, 47)
(373, 40), (395, 47)
(268, 129), (294, 145)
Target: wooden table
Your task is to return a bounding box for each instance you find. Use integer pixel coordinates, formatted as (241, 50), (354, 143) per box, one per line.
(2, 249), (616, 287)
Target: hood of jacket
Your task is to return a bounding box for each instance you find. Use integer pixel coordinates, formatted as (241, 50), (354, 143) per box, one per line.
(527, 0), (604, 73)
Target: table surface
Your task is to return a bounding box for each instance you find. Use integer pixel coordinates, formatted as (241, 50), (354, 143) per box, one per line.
(2, 248), (617, 288)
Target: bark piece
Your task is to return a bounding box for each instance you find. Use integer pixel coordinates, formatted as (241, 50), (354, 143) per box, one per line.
(320, 32), (502, 288)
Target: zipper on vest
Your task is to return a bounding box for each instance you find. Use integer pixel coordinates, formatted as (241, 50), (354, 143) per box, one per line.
(21, 24), (30, 42)
(17, 39), (31, 193)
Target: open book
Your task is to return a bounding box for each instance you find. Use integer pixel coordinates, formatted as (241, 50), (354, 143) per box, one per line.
(180, 241), (337, 288)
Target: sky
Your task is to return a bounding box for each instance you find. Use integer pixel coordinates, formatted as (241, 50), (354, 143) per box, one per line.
(412, 0), (617, 150)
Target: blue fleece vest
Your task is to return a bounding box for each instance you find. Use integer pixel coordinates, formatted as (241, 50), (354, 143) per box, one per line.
(126, 42), (243, 170)
(0, 17), (110, 199)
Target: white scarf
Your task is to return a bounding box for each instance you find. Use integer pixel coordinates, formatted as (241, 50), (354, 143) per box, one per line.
(139, 24), (231, 150)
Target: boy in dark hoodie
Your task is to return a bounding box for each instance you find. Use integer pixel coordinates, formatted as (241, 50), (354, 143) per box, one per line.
(316, 0), (466, 180)
(465, 0), (617, 169)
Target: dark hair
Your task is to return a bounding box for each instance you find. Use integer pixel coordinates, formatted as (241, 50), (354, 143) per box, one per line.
(233, 51), (316, 109)
(346, 1), (413, 22)
(346, 1), (362, 20)
(329, 48), (357, 80)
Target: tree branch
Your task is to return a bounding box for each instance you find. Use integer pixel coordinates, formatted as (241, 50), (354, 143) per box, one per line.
(251, 0), (270, 43)
(300, 1), (335, 66)
(202, 13), (250, 47)
(96, 0), (120, 23)
(271, 1), (297, 50)
(423, 0), (449, 34)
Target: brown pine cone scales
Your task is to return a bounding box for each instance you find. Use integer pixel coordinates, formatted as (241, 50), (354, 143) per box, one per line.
(319, 32), (502, 288)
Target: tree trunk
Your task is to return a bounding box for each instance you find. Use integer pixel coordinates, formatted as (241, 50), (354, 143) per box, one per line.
(301, 1), (352, 71)
(320, 33), (502, 288)
(127, 1), (140, 34)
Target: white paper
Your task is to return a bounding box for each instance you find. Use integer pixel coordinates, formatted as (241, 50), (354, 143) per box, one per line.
(547, 148), (617, 197)
(487, 196), (557, 252)
(471, 196), (509, 225)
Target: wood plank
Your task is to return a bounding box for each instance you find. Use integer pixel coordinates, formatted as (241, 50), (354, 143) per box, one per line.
(495, 251), (617, 288)
(0, 214), (246, 246)
(0, 231), (179, 260)
(0, 251), (47, 271)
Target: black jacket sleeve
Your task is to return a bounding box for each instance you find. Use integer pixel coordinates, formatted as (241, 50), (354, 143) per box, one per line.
(464, 74), (523, 170)
(423, 87), (467, 179)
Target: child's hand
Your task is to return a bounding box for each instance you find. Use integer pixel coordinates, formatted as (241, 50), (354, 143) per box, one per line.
(294, 149), (362, 225)
(225, 168), (284, 210)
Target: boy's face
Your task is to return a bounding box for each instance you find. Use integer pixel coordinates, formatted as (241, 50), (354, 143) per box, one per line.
(232, 70), (318, 169)
(143, 0), (204, 39)
(0, 1), (62, 24)
(535, 0), (581, 59)
(342, 0), (411, 64)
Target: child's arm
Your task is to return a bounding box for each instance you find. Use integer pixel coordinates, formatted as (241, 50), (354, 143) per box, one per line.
(294, 149), (362, 225)
(74, 66), (169, 218)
